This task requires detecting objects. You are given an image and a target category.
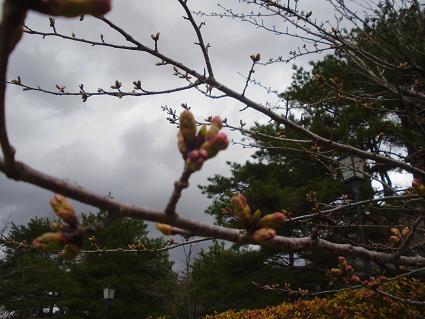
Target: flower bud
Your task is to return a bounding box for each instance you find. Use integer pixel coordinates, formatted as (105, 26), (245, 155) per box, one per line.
(61, 244), (80, 260)
(412, 178), (425, 197)
(197, 124), (207, 140)
(389, 235), (401, 245)
(390, 227), (401, 237)
(231, 193), (252, 228)
(377, 275), (386, 283)
(252, 228), (276, 241)
(251, 209), (262, 225)
(401, 226), (410, 237)
(179, 110), (197, 146)
(206, 117), (223, 139)
(350, 275), (361, 283)
(345, 265), (353, 272)
(50, 194), (79, 226)
(32, 232), (68, 250)
(186, 149), (208, 172)
(250, 53), (261, 62)
(210, 116), (223, 129)
(412, 178), (422, 189)
(156, 223), (173, 236)
(34, 0), (112, 17)
(338, 256), (347, 265)
(201, 132), (229, 159)
(256, 212), (287, 230)
(330, 268), (342, 275)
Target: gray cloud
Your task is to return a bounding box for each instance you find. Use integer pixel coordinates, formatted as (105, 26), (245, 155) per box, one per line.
(1, 0), (343, 270)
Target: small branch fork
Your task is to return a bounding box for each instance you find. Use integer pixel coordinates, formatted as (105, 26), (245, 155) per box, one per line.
(177, 0), (214, 79)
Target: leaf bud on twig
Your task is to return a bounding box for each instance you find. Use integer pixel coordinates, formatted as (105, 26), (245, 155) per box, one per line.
(50, 194), (79, 226)
(256, 212), (287, 230)
(32, 232), (68, 250)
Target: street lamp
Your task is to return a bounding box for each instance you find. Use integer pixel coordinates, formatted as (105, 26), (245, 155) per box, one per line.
(339, 155), (372, 277)
(103, 286), (115, 319)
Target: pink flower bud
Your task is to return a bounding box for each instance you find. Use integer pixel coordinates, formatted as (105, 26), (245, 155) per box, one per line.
(231, 193), (248, 214)
(345, 265), (353, 272)
(33, 0), (112, 17)
(350, 275), (361, 283)
(252, 228), (276, 241)
(210, 116), (223, 129)
(401, 226), (410, 237)
(338, 256), (347, 265)
(412, 178), (425, 197)
(50, 194), (79, 226)
(412, 178), (422, 189)
(186, 149), (208, 172)
(201, 132), (229, 159)
(377, 275), (386, 283)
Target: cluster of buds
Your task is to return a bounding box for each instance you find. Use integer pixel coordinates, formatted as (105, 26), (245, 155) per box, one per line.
(329, 256), (357, 283)
(27, 0), (112, 17)
(412, 178), (425, 197)
(230, 193), (287, 241)
(361, 275), (387, 289)
(389, 226), (410, 245)
(177, 109), (228, 172)
(32, 194), (82, 260)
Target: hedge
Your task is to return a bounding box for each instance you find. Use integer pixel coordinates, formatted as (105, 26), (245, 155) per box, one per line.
(204, 278), (425, 319)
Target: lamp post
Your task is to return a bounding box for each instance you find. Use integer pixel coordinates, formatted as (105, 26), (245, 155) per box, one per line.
(103, 286), (115, 319)
(339, 155), (372, 278)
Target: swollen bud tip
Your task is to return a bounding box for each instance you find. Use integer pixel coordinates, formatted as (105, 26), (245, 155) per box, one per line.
(156, 223), (173, 236)
(50, 194), (79, 226)
(252, 228), (276, 241)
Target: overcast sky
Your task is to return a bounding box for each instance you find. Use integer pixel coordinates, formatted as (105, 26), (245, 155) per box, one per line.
(0, 0), (412, 270)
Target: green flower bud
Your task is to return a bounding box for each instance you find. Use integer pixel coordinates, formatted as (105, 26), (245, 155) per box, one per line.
(256, 212), (287, 229)
(32, 232), (68, 250)
(231, 193), (252, 229)
(50, 194), (79, 226)
(179, 110), (197, 146)
(252, 209), (262, 225)
(201, 132), (229, 159)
